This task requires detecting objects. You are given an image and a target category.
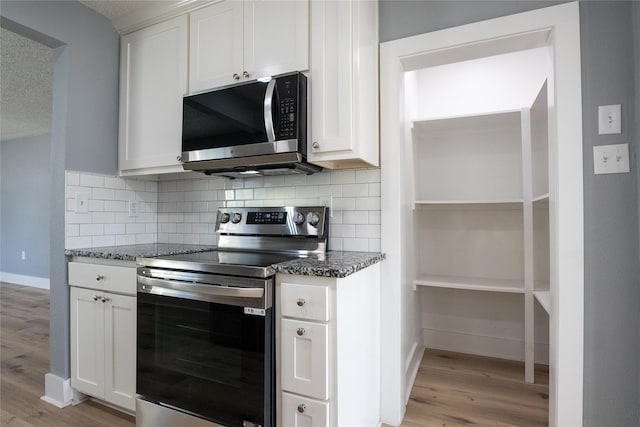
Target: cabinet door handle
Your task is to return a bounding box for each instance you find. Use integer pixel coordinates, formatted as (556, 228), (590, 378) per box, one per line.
(312, 141), (320, 150)
(297, 403), (306, 413)
(233, 73), (240, 81)
(176, 155), (182, 162)
(96, 274), (105, 281)
(296, 328), (305, 336)
(100, 297), (111, 303)
(296, 298), (306, 307)
(93, 295), (100, 301)
(243, 70), (250, 79)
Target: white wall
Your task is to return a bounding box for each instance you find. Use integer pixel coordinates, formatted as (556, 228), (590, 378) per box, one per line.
(407, 47), (549, 120)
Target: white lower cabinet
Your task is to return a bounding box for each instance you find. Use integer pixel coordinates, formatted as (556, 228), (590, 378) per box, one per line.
(69, 261), (136, 412)
(277, 263), (381, 427)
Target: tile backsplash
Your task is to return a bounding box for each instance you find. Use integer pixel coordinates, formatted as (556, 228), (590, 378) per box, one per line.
(65, 168), (381, 252)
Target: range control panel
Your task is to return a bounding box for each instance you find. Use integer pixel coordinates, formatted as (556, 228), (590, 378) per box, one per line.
(215, 206), (328, 238)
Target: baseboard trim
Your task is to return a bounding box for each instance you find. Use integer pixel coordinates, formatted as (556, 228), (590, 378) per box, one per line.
(1, 272), (50, 289)
(41, 373), (73, 408)
(404, 340), (425, 405)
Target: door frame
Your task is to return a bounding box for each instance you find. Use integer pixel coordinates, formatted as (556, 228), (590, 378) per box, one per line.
(379, 2), (583, 426)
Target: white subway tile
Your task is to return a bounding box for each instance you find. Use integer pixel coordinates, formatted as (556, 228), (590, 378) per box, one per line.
(137, 213), (156, 223)
(92, 188), (115, 200)
(66, 186), (85, 198)
(228, 179), (244, 189)
(193, 223), (209, 234)
(104, 200), (127, 212)
(183, 234), (200, 245)
(127, 223), (147, 234)
(66, 198), (75, 212)
(342, 183), (369, 198)
(168, 213), (184, 223)
(262, 176), (285, 187)
(355, 197), (381, 211)
(92, 212), (115, 224)
(317, 185), (343, 197)
(254, 187), (275, 199)
(191, 179), (208, 191)
(115, 213), (136, 224)
(159, 202), (177, 213)
(330, 211), (343, 224)
(66, 224), (79, 237)
(224, 190), (235, 200)
(88, 200), (104, 212)
(104, 176), (125, 189)
(168, 234), (184, 244)
(80, 224), (104, 236)
(104, 224), (126, 235)
(306, 172), (331, 185)
(137, 191), (157, 203)
(200, 212), (217, 223)
(116, 234), (136, 245)
(115, 189), (135, 201)
(66, 236), (92, 249)
(274, 186), (296, 199)
(184, 213), (200, 223)
(295, 186), (318, 198)
(177, 223), (192, 233)
(368, 239), (381, 252)
(355, 224), (381, 239)
(67, 212), (92, 224)
(245, 200), (264, 207)
(284, 175), (307, 186)
(332, 197), (355, 211)
(331, 224), (356, 238)
(92, 235), (115, 247)
(235, 189), (254, 200)
(368, 183), (381, 197)
(80, 173), (104, 188)
(343, 238), (369, 252)
(227, 201), (245, 208)
(201, 234), (217, 245)
(185, 191), (201, 202)
(136, 234), (155, 244)
(201, 190), (218, 201)
(355, 168), (381, 183)
(176, 180), (193, 192)
(368, 211), (381, 225)
(343, 211), (369, 224)
(328, 237), (343, 251)
(330, 170), (355, 184)
(168, 192), (185, 202)
(208, 179), (225, 190)
(243, 177), (265, 188)
(146, 181), (158, 192)
(126, 180), (146, 192)
(159, 181), (177, 192)
(146, 223), (158, 233)
(156, 233), (169, 244)
(193, 202), (208, 212)
(159, 223), (177, 233)
(67, 171), (80, 186)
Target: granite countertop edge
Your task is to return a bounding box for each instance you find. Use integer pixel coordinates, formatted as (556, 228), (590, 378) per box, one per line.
(65, 244), (386, 278)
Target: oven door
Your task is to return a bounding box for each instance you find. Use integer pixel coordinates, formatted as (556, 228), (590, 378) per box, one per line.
(136, 271), (274, 427)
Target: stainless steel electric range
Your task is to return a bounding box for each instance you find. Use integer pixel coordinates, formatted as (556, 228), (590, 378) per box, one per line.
(135, 206), (328, 427)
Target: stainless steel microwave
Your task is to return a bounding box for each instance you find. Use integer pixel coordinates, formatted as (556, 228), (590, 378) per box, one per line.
(180, 72), (321, 178)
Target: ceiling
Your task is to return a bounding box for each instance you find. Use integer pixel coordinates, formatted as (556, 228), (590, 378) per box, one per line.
(0, 1), (164, 143)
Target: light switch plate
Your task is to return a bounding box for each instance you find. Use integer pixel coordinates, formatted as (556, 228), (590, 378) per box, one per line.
(75, 192), (89, 213)
(598, 104), (621, 134)
(593, 143), (630, 174)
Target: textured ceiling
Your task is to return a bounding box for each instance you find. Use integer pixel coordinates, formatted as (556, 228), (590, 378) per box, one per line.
(0, 27), (54, 142)
(78, 0), (166, 22)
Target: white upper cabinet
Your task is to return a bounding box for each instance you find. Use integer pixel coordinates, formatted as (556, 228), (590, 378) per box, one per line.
(189, 0), (309, 93)
(119, 15), (188, 175)
(309, 0), (379, 169)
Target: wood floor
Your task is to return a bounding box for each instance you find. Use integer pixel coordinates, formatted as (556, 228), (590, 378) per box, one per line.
(1, 282), (135, 427)
(2, 282), (547, 427)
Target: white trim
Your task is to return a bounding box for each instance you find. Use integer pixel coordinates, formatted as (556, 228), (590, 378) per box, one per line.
(41, 373), (74, 408)
(380, 2), (583, 426)
(0, 272), (50, 289)
(404, 342), (424, 405)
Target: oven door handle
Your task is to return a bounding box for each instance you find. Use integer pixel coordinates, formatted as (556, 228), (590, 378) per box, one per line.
(137, 275), (264, 299)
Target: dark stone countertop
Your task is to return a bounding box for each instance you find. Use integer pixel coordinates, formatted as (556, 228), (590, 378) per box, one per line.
(64, 243), (216, 262)
(65, 244), (385, 278)
(272, 251), (386, 278)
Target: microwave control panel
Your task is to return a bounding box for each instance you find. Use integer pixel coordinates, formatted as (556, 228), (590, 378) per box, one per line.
(275, 74), (305, 141)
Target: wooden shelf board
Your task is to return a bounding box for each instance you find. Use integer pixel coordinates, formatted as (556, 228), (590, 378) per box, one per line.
(532, 193), (550, 203)
(411, 109), (522, 131)
(534, 291), (551, 314)
(415, 274), (525, 294)
(414, 199), (523, 208)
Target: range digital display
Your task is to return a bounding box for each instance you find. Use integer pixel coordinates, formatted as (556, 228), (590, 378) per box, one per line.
(247, 211), (288, 224)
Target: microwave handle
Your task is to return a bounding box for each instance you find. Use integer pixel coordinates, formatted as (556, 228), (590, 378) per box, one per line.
(264, 79), (277, 142)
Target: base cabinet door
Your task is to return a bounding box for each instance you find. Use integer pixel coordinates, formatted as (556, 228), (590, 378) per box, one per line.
(70, 287), (105, 399)
(282, 392), (329, 427)
(104, 293), (137, 411)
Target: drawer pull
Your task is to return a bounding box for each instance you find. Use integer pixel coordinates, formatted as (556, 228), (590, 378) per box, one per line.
(296, 298), (306, 307)
(296, 328), (305, 336)
(297, 404), (306, 414)
(96, 274), (105, 281)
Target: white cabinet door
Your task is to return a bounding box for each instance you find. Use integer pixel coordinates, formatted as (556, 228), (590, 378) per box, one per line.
(309, 0), (379, 169)
(104, 293), (137, 411)
(281, 318), (329, 400)
(244, 0), (309, 80)
(189, 0), (244, 92)
(70, 287), (105, 399)
(282, 392), (329, 427)
(119, 15), (188, 173)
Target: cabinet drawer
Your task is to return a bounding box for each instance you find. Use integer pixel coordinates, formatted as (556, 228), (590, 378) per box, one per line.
(282, 392), (329, 427)
(281, 319), (329, 400)
(281, 282), (329, 321)
(69, 262), (136, 295)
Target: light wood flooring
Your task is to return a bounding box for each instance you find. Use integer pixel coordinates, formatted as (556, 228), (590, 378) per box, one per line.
(1, 282), (135, 427)
(2, 282), (547, 427)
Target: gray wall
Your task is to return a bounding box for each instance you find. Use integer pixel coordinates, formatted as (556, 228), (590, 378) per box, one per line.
(0, 1), (119, 379)
(580, 2), (639, 426)
(1, 135), (51, 278)
(379, 1), (640, 426)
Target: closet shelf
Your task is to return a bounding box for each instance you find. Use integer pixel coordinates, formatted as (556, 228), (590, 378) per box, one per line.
(534, 291), (551, 314)
(415, 274), (525, 294)
(414, 199), (523, 210)
(533, 193), (550, 203)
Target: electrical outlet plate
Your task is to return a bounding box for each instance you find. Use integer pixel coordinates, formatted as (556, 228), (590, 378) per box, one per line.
(129, 200), (139, 217)
(593, 143), (630, 174)
(75, 192), (89, 213)
(318, 196), (333, 217)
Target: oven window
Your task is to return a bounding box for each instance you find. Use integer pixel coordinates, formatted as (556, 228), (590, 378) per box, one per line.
(137, 292), (273, 427)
